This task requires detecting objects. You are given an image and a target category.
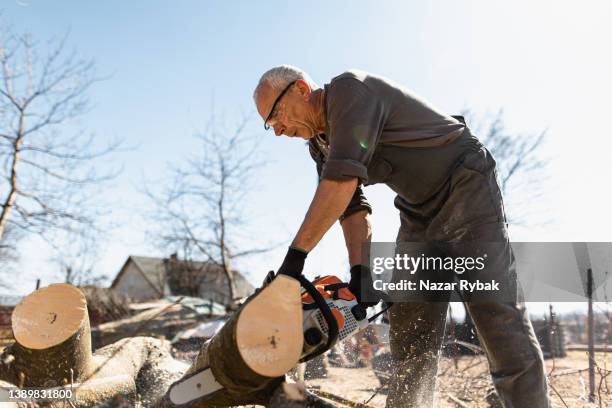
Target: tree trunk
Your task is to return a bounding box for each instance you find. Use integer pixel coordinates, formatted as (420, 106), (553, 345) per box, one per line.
(5, 283), (94, 387)
(0, 284), (187, 407)
(0, 123), (23, 243)
(159, 274), (304, 407)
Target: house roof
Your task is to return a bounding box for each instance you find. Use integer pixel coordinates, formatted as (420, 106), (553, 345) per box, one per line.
(111, 255), (255, 300)
(131, 256), (168, 294)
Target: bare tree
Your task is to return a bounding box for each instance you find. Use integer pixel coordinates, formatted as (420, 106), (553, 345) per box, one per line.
(464, 109), (548, 225)
(0, 223), (19, 260)
(0, 25), (121, 247)
(51, 228), (109, 287)
(451, 110), (549, 347)
(0, 224), (21, 288)
(146, 114), (269, 303)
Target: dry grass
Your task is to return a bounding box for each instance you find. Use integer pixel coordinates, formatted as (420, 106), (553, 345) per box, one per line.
(305, 351), (612, 407)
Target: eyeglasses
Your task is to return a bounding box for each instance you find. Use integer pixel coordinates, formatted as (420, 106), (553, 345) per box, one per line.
(264, 80), (296, 130)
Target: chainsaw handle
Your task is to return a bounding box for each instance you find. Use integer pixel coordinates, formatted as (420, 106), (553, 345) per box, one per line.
(298, 275), (339, 361)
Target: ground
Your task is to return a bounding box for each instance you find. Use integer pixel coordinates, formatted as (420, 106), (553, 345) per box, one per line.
(304, 351), (612, 408)
(3, 333), (611, 407)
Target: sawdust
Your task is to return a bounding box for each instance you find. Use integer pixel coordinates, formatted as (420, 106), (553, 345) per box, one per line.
(303, 351), (612, 407)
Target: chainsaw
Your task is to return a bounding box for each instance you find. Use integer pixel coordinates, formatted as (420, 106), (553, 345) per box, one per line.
(299, 275), (369, 361)
(167, 273), (390, 406)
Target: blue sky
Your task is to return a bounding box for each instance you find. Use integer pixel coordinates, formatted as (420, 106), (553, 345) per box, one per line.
(2, 1), (612, 316)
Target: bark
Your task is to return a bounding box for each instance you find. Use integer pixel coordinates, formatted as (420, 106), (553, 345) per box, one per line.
(8, 321), (93, 388)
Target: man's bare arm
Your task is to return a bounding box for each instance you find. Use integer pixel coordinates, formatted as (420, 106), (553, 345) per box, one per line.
(291, 178), (358, 252)
(341, 210), (372, 266)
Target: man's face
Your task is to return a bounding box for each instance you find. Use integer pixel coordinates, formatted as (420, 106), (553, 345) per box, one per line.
(256, 79), (317, 140)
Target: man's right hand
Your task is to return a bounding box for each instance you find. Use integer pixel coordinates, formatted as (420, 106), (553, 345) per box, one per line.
(276, 246), (308, 279)
(259, 246), (308, 289)
(348, 264), (381, 308)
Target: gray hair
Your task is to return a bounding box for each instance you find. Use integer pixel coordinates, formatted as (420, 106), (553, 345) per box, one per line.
(253, 65), (318, 102)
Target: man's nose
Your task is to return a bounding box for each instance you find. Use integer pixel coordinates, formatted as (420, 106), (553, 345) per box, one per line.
(274, 124), (284, 137)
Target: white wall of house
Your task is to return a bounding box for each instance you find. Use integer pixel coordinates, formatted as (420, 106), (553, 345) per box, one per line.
(113, 261), (160, 302)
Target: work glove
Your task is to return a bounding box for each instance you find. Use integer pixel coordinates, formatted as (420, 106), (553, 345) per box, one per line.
(276, 246), (308, 279)
(348, 264), (381, 308)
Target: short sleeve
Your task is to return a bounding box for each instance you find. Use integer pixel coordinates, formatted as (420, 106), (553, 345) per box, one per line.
(308, 139), (372, 221)
(321, 78), (385, 183)
(340, 185), (372, 222)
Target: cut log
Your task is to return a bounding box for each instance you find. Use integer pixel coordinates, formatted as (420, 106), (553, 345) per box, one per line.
(1, 276), (306, 407)
(0, 337), (188, 408)
(0, 283), (188, 408)
(159, 274), (304, 407)
(7, 283), (93, 387)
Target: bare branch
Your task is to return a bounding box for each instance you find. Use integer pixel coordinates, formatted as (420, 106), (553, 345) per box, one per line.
(145, 112), (270, 304)
(0, 22), (123, 270)
(463, 110), (549, 225)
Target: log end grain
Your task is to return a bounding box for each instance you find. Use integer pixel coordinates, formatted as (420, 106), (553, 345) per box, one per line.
(235, 274), (303, 378)
(12, 283), (88, 350)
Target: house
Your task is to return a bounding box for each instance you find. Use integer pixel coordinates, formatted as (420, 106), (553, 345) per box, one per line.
(111, 255), (255, 305)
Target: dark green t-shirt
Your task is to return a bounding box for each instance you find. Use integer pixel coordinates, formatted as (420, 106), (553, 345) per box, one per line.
(314, 69), (465, 183)
(308, 70), (473, 218)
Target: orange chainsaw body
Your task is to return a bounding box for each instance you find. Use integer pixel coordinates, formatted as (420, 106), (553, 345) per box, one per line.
(300, 275), (368, 360)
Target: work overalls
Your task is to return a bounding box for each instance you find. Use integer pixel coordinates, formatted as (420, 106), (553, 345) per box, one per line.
(363, 120), (550, 408)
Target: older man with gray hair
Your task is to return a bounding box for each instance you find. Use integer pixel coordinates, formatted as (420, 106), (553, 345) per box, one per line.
(253, 65), (550, 408)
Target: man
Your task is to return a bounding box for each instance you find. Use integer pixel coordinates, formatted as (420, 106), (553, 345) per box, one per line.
(253, 65), (550, 407)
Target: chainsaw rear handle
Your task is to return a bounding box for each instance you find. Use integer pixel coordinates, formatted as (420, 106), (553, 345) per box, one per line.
(297, 275), (339, 361)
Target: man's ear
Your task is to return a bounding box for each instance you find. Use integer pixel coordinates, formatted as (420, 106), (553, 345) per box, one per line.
(294, 79), (312, 100)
